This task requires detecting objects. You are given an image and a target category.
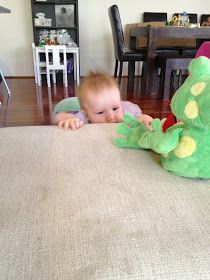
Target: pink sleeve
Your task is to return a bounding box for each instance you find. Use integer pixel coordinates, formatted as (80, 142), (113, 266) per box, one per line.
(121, 101), (142, 116)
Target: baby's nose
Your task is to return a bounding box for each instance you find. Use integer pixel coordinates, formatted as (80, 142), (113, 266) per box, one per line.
(106, 112), (114, 122)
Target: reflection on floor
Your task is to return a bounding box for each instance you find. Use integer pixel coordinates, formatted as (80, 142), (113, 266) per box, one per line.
(0, 77), (171, 127)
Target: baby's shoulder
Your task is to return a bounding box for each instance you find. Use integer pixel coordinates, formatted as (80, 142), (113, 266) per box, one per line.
(121, 101), (142, 116)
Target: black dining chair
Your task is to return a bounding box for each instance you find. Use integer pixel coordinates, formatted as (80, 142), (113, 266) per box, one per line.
(196, 14), (210, 48)
(155, 53), (193, 100)
(108, 5), (146, 86)
(143, 12), (167, 22)
(200, 14), (210, 26)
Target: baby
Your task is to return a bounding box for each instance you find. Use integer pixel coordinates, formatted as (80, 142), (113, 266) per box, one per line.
(54, 72), (153, 130)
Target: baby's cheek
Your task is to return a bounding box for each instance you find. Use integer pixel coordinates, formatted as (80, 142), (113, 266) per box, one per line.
(92, 115), (104, 123)
(116, 111), (124, 122)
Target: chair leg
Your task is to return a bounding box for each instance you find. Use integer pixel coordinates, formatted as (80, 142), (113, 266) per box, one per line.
(63, 69), (68, 87)
(73, 53), (76, 81)
(35, 50), (42, 86)
(157, 67), (165, 100)
(163, 64), (172, 100)
(128, 61), (135, 90)
(178, 70), (183, 87)
(114, 60), (118, 78)
(118, 62), (123, 84)
(141, 62), (146, 95)
(46, 68), (51, 88)
(52, 71), (56, 84)
(75, 50), (80, 85)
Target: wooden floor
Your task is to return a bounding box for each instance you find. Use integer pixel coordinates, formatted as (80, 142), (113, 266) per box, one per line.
(0, 77), (171, 127)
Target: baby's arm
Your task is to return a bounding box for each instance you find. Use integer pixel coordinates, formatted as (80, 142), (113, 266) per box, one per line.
(54, 112), (84, 130)
(136, 114), (153, 128)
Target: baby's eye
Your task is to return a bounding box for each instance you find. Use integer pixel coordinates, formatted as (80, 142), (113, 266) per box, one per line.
(113, 107), (119, 111)
(96, 111), (104, 115)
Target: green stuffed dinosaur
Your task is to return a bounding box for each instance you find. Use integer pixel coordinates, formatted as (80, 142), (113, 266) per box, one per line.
(116, 56), (210, 178)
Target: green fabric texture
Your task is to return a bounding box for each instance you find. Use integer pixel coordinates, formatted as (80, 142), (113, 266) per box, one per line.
(53, 97), (81, 114)
(115, 113), (148, 149)
(116, 56), (210, 178)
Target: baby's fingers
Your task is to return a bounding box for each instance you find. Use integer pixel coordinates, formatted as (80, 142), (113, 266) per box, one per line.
(69, 119), (84, 130)
(58, 120), (66, 129)
(64, 120), (72, 130)
(74, 119), (84, 129)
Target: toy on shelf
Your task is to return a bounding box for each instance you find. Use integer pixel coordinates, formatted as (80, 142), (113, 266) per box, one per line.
(38, 29), (72, 46)
(169, 15), (179, 26)
(169, 12), (190, 26)
(34, 13), (52, 27)
(116, 56), (210, 178)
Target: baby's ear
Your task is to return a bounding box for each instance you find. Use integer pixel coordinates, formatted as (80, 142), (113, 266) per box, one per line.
(189, 56), (210, 78)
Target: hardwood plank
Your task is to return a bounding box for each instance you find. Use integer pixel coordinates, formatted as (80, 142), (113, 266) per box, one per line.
(0, 77), (171, 127)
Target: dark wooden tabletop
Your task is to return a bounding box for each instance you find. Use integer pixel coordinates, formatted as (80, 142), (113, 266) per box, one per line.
(129, 26), (210, 95)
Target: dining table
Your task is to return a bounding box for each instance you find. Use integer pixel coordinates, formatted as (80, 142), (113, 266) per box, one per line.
(129, 26), (210, 95)
(0, 124), (210, 279)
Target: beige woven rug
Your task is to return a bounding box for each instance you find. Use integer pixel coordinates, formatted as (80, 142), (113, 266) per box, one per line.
(0, 125), (209, 279)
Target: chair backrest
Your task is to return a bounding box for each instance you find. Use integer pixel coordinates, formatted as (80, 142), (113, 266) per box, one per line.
(195, 41), (210, 58)
(188, 13), (197, 24)
(143, 12), (167, 22)
(173, 13), (197, 24)
(45, 45), (67, 70)
(196, 14), (210, 47)
(200, 14), (210, 26)
(108, 5), (126, 60)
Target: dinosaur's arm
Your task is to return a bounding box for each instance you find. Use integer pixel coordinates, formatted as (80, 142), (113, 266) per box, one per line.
(115, 113), (149, 149)
(138, 119), (183, 154)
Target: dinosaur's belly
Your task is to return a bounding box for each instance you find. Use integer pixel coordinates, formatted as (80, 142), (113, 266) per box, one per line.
(160, 133), (210, 178)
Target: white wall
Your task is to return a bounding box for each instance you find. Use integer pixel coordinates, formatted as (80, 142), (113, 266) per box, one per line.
(0, 0), (208, 76)
(0, 0), (33, 76)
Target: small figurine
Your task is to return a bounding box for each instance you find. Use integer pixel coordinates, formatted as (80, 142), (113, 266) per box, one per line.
(38, 39), (46, 46)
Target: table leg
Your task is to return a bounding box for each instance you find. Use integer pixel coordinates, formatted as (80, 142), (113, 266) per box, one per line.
(145, 28), (159, 96)
(128, 36), (137, 92)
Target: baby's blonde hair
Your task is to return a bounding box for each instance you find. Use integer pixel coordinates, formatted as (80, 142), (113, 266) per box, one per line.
(78, 71), (120, 109)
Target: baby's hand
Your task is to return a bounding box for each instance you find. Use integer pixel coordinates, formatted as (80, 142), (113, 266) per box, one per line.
(58, 117), (84, 130)
(137, 114), (153, 128)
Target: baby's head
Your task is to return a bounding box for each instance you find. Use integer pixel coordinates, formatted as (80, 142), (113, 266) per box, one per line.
(78, 72), (123, 123)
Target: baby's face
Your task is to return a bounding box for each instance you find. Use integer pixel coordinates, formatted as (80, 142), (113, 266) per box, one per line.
(84, 87), (123, 123)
